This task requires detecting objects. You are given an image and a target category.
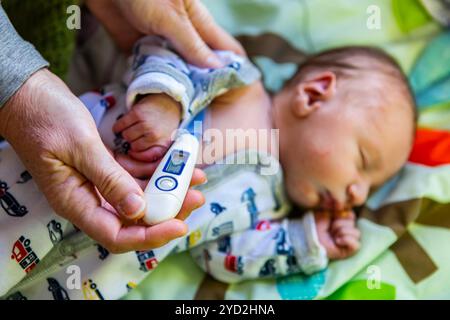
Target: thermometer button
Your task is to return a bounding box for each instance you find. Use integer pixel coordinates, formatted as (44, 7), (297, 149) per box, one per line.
(155, 176), (178, 191)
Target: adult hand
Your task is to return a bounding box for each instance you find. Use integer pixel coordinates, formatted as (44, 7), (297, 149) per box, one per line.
(87, 0), (245, 68)
(0, 69), (206, 253)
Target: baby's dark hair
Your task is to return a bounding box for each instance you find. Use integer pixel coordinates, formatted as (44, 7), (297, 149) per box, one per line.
(286, 46), (418, 133)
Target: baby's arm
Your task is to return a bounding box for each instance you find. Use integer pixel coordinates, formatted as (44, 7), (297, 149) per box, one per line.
(113, 36), (260, 162)
(190, 211), (360, 283)
(113, 37), (192, 162)
(189, 212), (330, 283)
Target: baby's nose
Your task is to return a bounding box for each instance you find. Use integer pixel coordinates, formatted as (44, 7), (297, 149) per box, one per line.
(347, 183), (369, 207)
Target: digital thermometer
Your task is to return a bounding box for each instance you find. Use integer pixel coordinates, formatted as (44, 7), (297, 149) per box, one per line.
(143, 133), (199, 225)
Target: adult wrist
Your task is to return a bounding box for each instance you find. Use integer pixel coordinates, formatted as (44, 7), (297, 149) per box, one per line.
(0, 68), (48, 139)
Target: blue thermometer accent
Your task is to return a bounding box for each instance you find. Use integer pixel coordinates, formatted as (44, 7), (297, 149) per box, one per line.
(155, 176), (178, 192)
(143, 133), (199, 225)
(162, 150), (190, 176)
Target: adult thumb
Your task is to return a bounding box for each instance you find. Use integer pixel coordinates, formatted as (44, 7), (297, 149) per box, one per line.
(76, 143), (147, 220)
(166, 18), (223, 68)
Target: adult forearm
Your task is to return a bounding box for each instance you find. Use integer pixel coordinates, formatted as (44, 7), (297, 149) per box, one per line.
(0, 4), (49, 108)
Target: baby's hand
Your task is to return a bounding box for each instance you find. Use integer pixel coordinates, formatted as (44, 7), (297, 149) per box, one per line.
(113, 94), (181, 162)
(314, 210), (361, 260)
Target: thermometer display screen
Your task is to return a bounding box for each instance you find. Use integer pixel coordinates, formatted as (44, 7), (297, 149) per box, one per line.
(162, 149), (190, 175)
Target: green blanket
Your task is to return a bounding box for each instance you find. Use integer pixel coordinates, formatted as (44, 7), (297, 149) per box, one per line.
(124, 0), (450, 300)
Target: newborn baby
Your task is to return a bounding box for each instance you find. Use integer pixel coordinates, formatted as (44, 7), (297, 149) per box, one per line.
(113, 44), (416, 263)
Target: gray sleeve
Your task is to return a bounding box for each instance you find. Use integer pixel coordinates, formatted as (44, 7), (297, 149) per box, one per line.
(0, 5), (49, 107)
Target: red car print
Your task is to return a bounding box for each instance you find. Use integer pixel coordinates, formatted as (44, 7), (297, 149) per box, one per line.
(11, 236), (39, 273)
(255, 220), (271, 231)
(101, 95), (116, 109)
(136, 250), (158, 272)
(224, 255), (243, 275)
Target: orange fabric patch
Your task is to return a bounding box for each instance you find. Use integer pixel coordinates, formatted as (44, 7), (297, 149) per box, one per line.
(409, 128), (450, 166)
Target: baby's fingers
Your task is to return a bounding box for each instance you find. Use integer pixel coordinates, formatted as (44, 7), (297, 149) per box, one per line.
(331, 219), (356, 234)
(115, 153), (160, 179)
(121, 123), (149, 143)
(113, 112), (138, 133)
(333, 225), (361, 240)
(135, 178), (148, 190)
(335, 234), (360, 254)
(128, 146), (168, 162)
(131, 136), (169, 152)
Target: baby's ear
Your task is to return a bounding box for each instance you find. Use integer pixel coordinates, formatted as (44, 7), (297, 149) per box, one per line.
(291, 71), (336, 118)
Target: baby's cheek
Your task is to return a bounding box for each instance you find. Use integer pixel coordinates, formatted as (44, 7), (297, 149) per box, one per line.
(306, 142), (352, 191)
(285, 176), (318, 208)
(303, 141), (334, 174)
(283, 139), (334, 206)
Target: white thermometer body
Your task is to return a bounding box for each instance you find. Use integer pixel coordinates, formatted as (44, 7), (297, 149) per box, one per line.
(143, 133), (199, 225)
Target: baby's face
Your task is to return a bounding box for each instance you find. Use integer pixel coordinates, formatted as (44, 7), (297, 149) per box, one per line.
(274, 71), (414, 211)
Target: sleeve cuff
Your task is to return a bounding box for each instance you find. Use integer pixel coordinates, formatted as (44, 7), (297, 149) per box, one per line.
(0, 6), (49, 107)
(124, 36), (194, 121)
(288, 211), (328, 275)
(0, 58), (49, 107)
(126, 71), (191, 119)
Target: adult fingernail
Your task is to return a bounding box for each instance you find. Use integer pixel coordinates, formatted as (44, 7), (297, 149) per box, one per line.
(119, 193), (146, 219)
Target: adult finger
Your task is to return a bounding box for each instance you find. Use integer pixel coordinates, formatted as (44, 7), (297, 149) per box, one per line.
(164, 15), (224, 68)
(76, 204), (188, 253)
(188, 0), (245, 55)
(174, 189), (205, 221)
(74, 141), (147, 220)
